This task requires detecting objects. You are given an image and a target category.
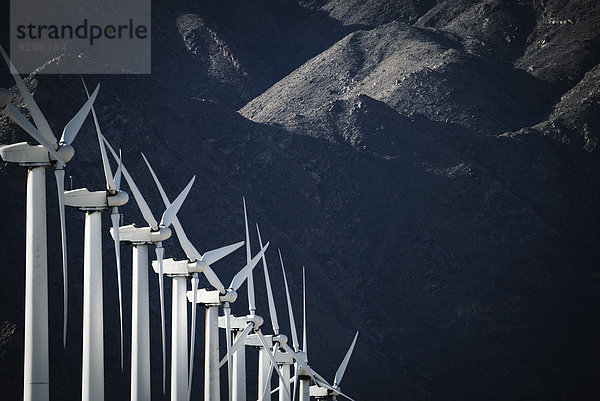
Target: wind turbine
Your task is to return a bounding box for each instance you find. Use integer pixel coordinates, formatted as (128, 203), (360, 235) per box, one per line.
(141, 154), (246, 401)
(82, 79), (127, 370)
(102, 141), (194, 399)
(188, 241), (269, 401)
(62, 97), (130, 401)
(309, 331), (359, 401)
(276, 253), (357, 401)
(221, 226), (292, 401)
(215, 198), (266, 401)
(0, 46), (98, 401)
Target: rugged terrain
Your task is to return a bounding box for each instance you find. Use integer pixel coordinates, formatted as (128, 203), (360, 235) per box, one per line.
(1, 1), (600, 400)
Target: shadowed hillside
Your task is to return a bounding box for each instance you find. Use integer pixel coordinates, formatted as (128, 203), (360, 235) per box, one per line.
(1, 1), (600, 400)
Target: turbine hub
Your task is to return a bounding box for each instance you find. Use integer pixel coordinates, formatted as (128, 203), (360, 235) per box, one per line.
(151, 226), (172, 242)
(220, 289), (237, 303)
(57, 144), (75, 163)
(274, 334), (288, 346)
(0, 88), (11, 109)
(188, 259), (209, 273)
(246, 314), (263, 328)
(107, 190), (128, 207)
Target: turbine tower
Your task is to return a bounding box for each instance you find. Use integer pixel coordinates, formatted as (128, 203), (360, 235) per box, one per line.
(0, 46), (98, 401)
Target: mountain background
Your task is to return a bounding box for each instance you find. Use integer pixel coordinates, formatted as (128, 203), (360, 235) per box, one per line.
(1, 0), (600, 400)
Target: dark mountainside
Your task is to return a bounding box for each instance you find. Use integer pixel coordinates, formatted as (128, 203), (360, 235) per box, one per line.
(1, 0), (600, 400)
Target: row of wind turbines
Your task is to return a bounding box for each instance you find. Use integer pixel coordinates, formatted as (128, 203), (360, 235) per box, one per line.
(0, 45), (359, 401)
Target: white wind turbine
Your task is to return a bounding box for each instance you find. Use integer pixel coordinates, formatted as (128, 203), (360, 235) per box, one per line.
(252, 249), (298, 401)
(86, 99), (194, 401)
(102, 141), (194, 398)
(0, 46), (98, 401)
(275, 254), (357, 401)
(221, 227), (292, 401)
(141, 154), (249, 401)
(291, 268), (359, 401)
(187, 242), (269, 401)
(216, 200), (275, 401)
(62, 95), (131, 401)
(82, 79), (127, 370)
(309, 331), (359, 401)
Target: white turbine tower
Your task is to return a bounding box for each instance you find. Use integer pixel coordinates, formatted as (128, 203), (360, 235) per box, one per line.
(102, 141), (194, 398)
(0, 46), (98, 401)
(141, 154), (248, 401)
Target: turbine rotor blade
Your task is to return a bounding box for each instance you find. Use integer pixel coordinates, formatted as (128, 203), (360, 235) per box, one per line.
(203, 266), (226, 294)
(155, 244), (167, 394)
(0, 44), (56, 147)
(61, 83), (99, 145)
(82, 78), (114, 192)
(229, 242), (270, 292)
(257, 224), (279, 334)
(201, 241), (244, 266)
(280, 342), (338, 398)
(141, 153), (200, 261)
(219, 323), (253, 368)
(302, 266), (307, 354)
(2, 103), (65, 166)
(280, 250), (299, 351)
(260, 342), (279, 401)
(292, 363), (299, 401)
(187, 272), (199, 401)
(254, 331), (290, 400)
(334, 331), (359, 387)
(111, 210), (124, 370)
(54, 168), (68, 347)
(114, 152), (122, 191)
(243, 198), (256, 313)
(103, 139), (158, 230)
(159, 175), (195, 228)
(225, 305), (233, 401)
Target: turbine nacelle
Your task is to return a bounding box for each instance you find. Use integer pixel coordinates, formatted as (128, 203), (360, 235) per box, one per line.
(217, 313), (264, 331)
(118, 224), (172, 245)
(0, 142), (54, 165)
(186, 287), (237, 304)
(246, 333), (273, 347)
(0, 142), (74, 165)
(186, 288), (222, 305)
(64, 188), (128, 210)
(309, 385), (336, 398)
